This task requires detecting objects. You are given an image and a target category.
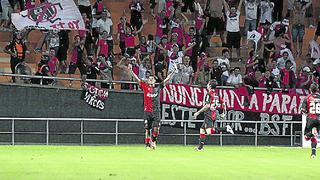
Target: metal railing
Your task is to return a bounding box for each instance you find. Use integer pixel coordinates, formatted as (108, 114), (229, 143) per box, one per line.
(0, 118), (302, 146)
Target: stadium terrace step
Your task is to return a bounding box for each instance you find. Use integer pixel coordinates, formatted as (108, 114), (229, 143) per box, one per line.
(0, 31), (13, 42)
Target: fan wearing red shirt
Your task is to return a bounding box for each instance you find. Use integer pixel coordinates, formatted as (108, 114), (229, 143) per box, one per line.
(194, 80), (234, 151)
(300, 84), (320, 159)
(96, 31), (109, 61)
(128, 63), (177, 150)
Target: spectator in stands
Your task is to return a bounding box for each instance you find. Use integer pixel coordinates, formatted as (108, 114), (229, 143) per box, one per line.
(117, 16), (130, 55)
(280, 60), (296, 88)
(217, 49), (230, 69)
(270, 0), (283, 22)
(155, 9), (168, 44)
(245, 50), (258, 75)
(0, 0), (13, 31)
(227, 67), (243, 88)
(277, 51), (296, 72)
(155, 54), (167, 82)
(297, 66), (313, 89)
(47, 48), (59, 77)
(32, 54), (52, 85)
(139, 57), (149, 81)
(68, 35), (87, 80)
(4, 31), (28, 82)
(57, 30), (69, 74)
(97, 10), (113, 54)
(269, 59), (280, 77)
(93, 0), (104, 19)
(244, 70), (262, 88)
(205, 0), (225, 46)
(291, 0), (311, 56)
(97, 55), (113, 89)
(259, 0), (274, 23)
(129, 0), (144, 39)
(195, 65), (210, 87)
(313, 58), (320, 88)
(223, 0), (243, 58)
(124, 24), (143, 57)
(262, 26), (291, 62)
(209, 59), (223, 85)
(180, 56), (194, 85)
(194, 1), (205, 35)
(243, 0), (259, 37)
(172, 63), (184, 84)
(181, 0), (195, 13)
(78, 0), (92, 19)
(221, 64), (229, 85)
(259, 70), (276, 88)
(194, 52), (211, 82)
(308, 34), (320, 60)
(96, 31), (109, 61)
(137, 36), (149, 60)
(85, 56), (100, 86)
(47, 30), (60, 56)
(117, 56), (134, 90)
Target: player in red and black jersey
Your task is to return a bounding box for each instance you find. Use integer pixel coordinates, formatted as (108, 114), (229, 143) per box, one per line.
(194, 80), (234, 151)
(129, 64), (177, 150)
(301, 83), (320, 159)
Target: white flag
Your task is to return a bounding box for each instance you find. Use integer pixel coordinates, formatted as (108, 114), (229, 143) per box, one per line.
(11, 0), (86, 31)
(247, 30), (262, 45)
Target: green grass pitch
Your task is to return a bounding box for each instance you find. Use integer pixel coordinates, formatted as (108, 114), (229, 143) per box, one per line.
(0, 145), (318, 180)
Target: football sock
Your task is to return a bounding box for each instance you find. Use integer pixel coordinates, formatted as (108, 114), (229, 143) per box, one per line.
(145, 137), (151, 146)
(311, 137), (317, 155)
(198, 134), (206, 149)
(152, 131), (159, 142)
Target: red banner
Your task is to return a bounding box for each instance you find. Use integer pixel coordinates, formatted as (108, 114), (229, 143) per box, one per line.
(161, 84), (308, 115)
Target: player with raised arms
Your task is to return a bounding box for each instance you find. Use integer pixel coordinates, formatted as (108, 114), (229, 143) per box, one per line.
(128, 63), (177, 150)
(194, 79), (234, 151)
(300, 83), (320, 159)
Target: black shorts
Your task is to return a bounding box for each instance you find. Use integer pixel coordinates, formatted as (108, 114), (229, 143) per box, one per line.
(144, 112), (161, 130)
(68, 63), (86, 75)
(150, 0), (157, 9)
(316, 21), (320, 36)
(206, 17), (225, 35)
(130, 14), (143, 30)
(304, 118), (320, 138)
(57, 46), (68, 61)
(227, 31), (241, 49)
(79, 5), (92, 19)
(200, 110), (216, 129)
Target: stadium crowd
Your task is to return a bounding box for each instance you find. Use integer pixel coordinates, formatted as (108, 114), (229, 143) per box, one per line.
(0, 0), (320, 90)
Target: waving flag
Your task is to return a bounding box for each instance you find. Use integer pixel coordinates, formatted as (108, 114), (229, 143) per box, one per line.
(11, 0), (86, 31)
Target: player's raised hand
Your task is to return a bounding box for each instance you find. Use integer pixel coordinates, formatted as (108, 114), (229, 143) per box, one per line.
(194, 112), (199, 119)
(128, 63), (133, 70)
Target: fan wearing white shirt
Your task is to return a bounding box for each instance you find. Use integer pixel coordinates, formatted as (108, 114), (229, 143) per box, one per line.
(308, 35), (320, 60)
(217, 49), (231, 69)
(222, 0), (243, 58)
(227, 67), (243, 88)
(152, 42), (196, 73)
(97, 10), (113, 54)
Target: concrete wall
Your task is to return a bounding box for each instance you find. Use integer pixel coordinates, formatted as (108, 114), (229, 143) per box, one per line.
(0, 84), (294, 146)
(0, 84), (144, 118)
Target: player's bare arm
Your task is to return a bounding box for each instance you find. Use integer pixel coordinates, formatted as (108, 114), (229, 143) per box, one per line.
(163, 64), (178, 86)
(194, 104), (210, 119)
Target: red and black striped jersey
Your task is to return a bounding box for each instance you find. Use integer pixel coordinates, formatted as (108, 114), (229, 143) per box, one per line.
(140, 81), (164, 113)
(204, 90), (224, 120)
(301, 93), (320, 120)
